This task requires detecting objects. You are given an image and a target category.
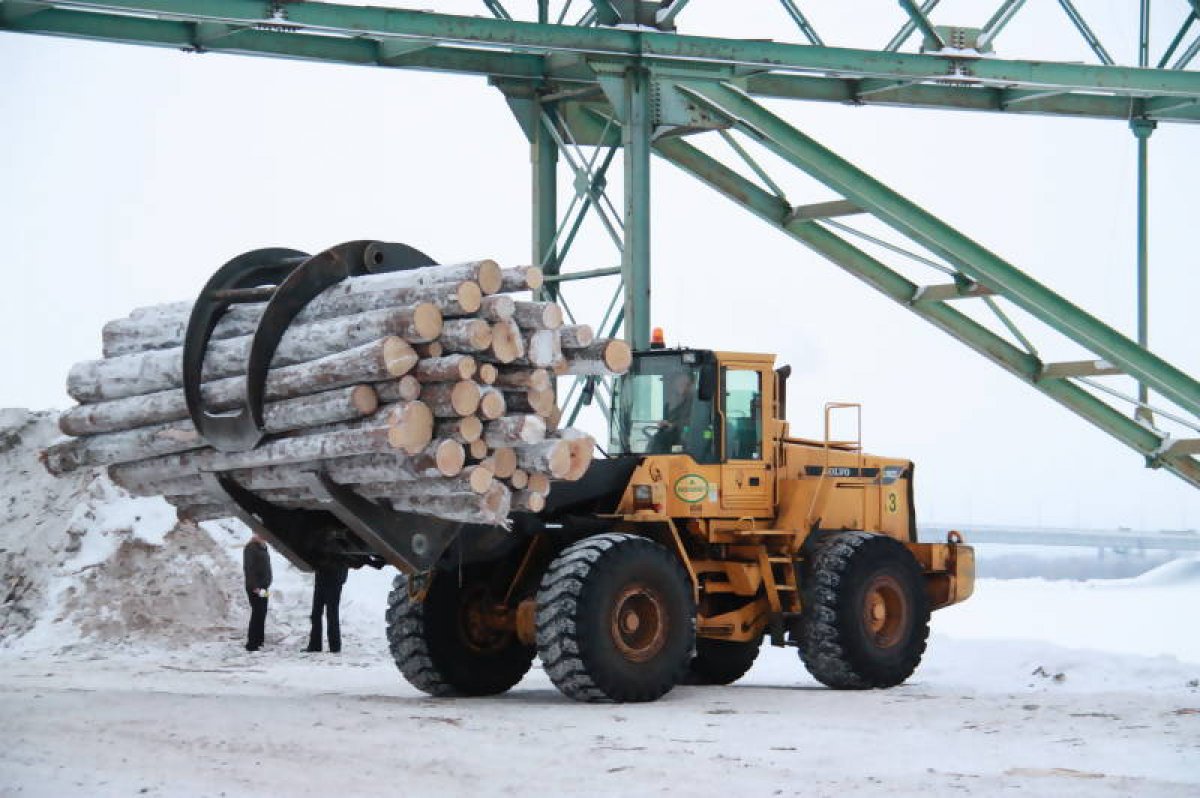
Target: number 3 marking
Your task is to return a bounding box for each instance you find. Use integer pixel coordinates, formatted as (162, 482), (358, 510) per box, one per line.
(886, 492), (898, 513)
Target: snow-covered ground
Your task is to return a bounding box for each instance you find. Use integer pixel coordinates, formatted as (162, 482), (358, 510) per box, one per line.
(2, 409), (1198, 796)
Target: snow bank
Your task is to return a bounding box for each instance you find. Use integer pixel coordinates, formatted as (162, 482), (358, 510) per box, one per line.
(0, 408), (393, 655)
(0, 409), (243, 652)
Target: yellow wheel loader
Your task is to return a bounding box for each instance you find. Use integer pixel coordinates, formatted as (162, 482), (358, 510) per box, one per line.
(386, 343), (974, 702)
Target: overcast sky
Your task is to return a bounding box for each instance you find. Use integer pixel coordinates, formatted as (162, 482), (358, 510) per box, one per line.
(2, 0), (1197, 530)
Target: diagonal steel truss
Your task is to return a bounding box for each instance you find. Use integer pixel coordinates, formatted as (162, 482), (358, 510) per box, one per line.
(2, 0), (1197, 486)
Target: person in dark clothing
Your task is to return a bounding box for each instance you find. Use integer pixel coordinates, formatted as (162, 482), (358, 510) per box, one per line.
(306, 562), (348, 653)
(243, 534), (272, 652)
(648, 371), (695, 454)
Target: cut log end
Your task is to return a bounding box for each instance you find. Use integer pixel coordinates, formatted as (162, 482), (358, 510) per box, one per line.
(491, 446), (517, 479)
(459, 415), (483, 443)
(478, 363), (498, 385)
(509, 468), (529, 490)
(464, 464), (494, 494)
(489, 321), (522, 364)
(478, 388), (506, 421)
(564, 435), (596, 481)
(395, 375), (422, 401)
(524, 267), (544, 291)
(416, 342), (444, 359)
(432, 439), (466, 477)
(381, 336), (419, 376)
(351, 385), (379, 415)
(455, 281), (483, 314)
(603, 339), (633, 373)
(476, 259), (503, 295)
(387, 401), (434, 454)
(468, 438), (489, 460)
(411, 302), (444, 342)
(512, 490), (545, 513)
(450, 380), (482, 416)
(527, 472), (551, 496)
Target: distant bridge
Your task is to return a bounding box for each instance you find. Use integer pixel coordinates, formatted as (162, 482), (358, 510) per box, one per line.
(920, 524), (1200, 553)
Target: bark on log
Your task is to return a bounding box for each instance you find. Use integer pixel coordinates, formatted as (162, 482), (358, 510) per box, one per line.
(175, 503), (235, 523)
(515, 440), (572, 479)
(103, 278), (480, 357)
(70, 305), (441, 403)
(59, 336), (416, 437)
(483, 415), (546, 447)
(512, 301), (563, 331)
(499, 266), (543, 293)
(561, 338), (632, 376)
(239, 481), (510, 525)
(118, 447), (471, 499)
(516, 330), (563, 369)
(502, 388), (557, 417)
(492, 367), (551, 392)
(479, 295), (515, 322)
(414, 354), (476, 383)
(419, 380), (481, 418)
(108, 424), (397, 488)
(438, 318), (492, 353)
(558, 324), (595, 349)
(43, 385), (377, 475)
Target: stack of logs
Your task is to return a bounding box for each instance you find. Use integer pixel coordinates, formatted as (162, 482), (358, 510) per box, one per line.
(43, 258), (632, 527)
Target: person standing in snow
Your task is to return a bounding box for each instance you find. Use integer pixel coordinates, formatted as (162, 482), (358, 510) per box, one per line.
(243, 534), (272, 652)
(306, 561), (348, 653)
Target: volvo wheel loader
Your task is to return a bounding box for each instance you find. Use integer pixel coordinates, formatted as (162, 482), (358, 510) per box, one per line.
(385, 337), (974, 702)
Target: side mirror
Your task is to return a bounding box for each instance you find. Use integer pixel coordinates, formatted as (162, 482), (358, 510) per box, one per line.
(697, 365), (716, 402)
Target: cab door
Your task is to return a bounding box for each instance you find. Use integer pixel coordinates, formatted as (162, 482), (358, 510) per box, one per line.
(719, 364), (774, 515)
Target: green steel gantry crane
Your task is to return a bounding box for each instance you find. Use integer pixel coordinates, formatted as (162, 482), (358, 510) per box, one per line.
(2, 0), (1198, 487)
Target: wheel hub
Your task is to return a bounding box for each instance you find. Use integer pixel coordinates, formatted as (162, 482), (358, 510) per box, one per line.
(459, 585), (511, 654)
(861, 573), (908, 649)
(610, 583), (667, 663)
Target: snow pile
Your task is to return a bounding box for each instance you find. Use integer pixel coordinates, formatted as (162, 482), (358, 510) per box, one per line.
(0, 408), (244, 652)
(0, 407), (395, 655)
(1128, 555), (1200, 586)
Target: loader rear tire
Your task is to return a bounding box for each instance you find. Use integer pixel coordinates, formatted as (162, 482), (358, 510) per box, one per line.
(798, 532), (929, 690)
(386, 568), (534, 697)
(536, 533), (695, 702)
(687, 636), (762, 685)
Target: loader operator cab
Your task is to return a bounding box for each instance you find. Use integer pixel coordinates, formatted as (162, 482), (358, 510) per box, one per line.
(609, 348), (768, 466)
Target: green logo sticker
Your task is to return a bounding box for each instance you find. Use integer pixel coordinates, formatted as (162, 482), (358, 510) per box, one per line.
(674, 473), (709, 504)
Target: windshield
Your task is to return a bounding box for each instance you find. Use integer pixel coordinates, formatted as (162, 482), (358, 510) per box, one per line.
(609, 353), (717, 463)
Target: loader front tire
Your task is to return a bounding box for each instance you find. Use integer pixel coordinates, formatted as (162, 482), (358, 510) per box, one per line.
(536, 533), (695, 702)
(799, 532), (929, 690)
(386, 568), (534, 697)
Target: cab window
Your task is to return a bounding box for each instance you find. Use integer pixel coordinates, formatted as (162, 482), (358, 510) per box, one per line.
(723, 369), (762, 460)
(609, 353), (718, 463)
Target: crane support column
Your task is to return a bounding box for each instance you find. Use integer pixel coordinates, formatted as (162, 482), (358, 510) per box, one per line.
(533, 95), (559, 300)
(1131, 116), (1157, 423)
(622, 66), (652, 350)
